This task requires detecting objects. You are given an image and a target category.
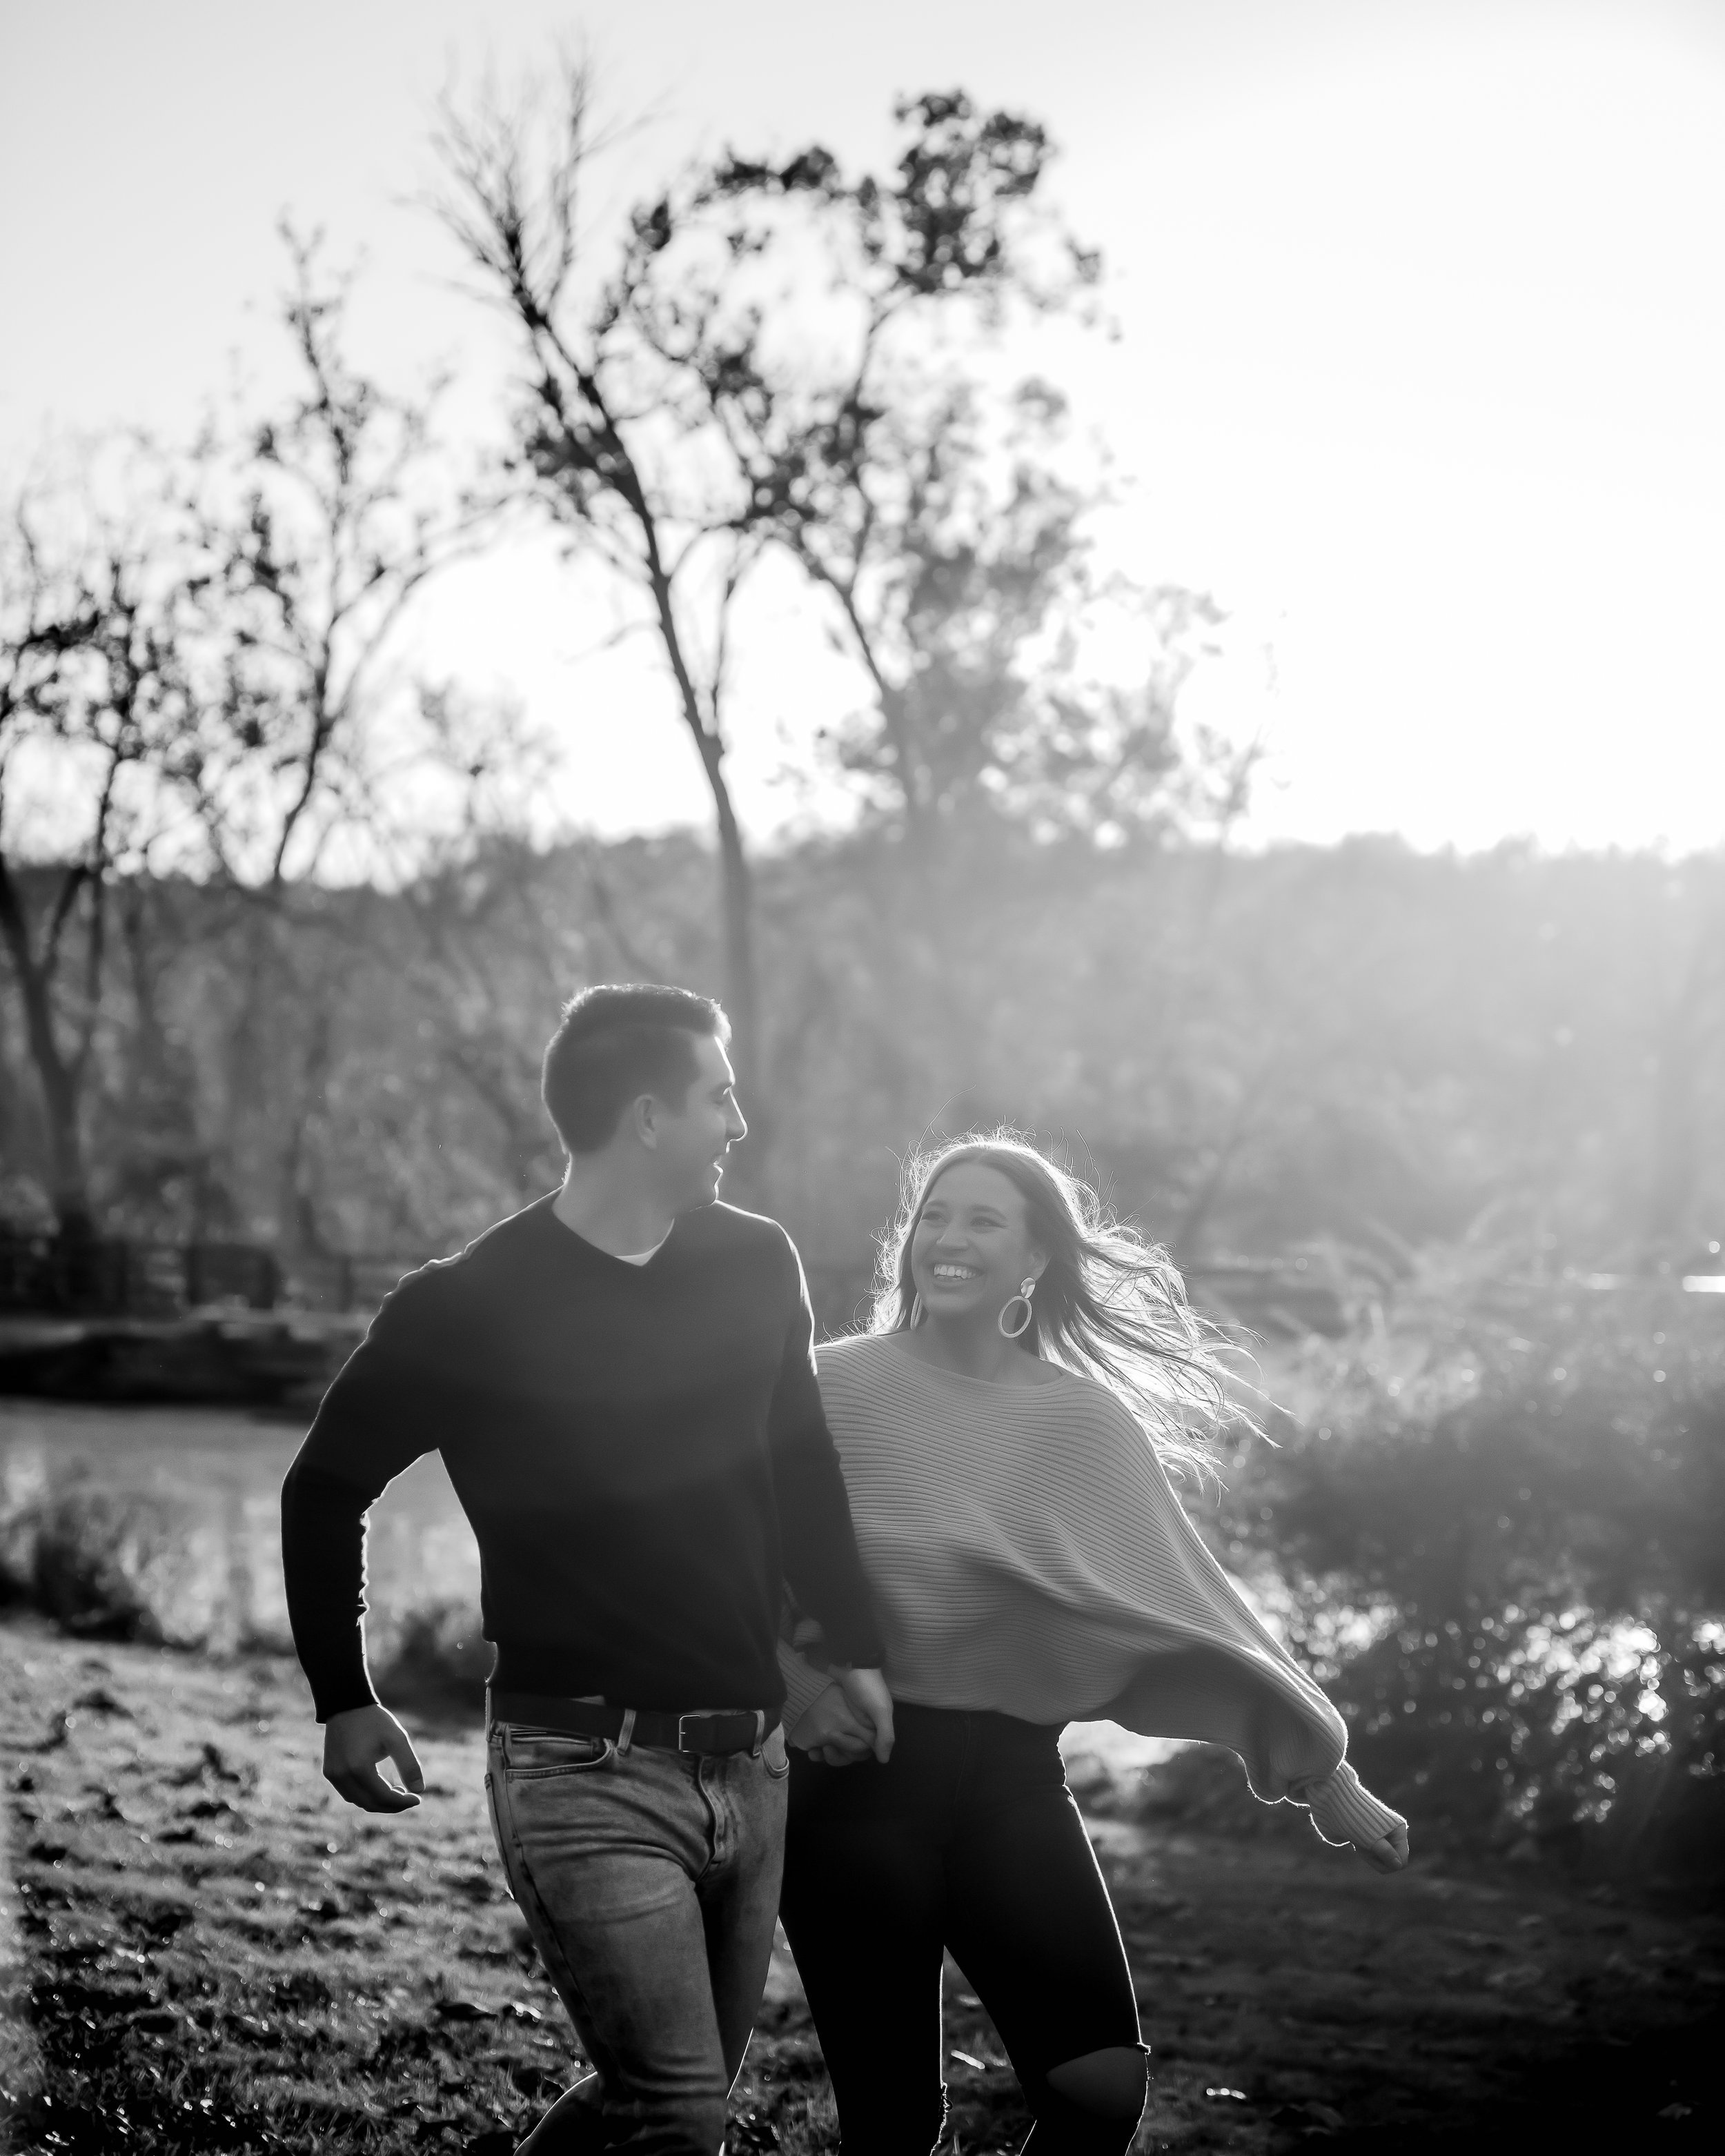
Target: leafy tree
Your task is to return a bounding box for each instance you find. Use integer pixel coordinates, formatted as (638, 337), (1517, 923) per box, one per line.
(597, 97), (1272, 1133)
(636, 102), (1259, 849)
(630, 93), (1101, 853)
(426, 75), (1210, 1144)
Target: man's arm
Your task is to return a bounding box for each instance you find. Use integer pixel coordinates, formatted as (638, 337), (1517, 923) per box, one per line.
(280, 1275), (452, 1745)
(767, 1244), (893, 1760)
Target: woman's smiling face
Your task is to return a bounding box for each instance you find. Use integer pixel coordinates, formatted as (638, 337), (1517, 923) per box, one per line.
(909, 1161), (1045, 1326)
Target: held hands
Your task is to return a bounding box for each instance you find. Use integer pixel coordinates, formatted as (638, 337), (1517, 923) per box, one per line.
(788, 1683), (874, 1766)
(790, 1668), (896, 1766)
(831, 1665), (895, 1761)
(322, 1704), (426, 1812)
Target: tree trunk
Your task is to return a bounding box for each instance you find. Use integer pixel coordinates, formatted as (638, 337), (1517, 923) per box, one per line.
(635, 538), (767, 1187)
(700, 742), (759, 1090)
(694, 734), (768, 1203)
(0, 854), (95, 1237)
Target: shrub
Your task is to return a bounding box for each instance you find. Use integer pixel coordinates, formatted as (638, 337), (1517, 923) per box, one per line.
(19, 1487), (197, 1642)
(368, 1598), (492, 1720)
(1229, 1262), (1725, 1879)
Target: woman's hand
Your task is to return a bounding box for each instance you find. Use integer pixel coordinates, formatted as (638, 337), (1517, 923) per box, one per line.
(1354, 1817), (1410, 1873)
(830, 1664), (895, 1761)
(1303, 1761), (1410, 1871)
(788, 1681), (878, 1767)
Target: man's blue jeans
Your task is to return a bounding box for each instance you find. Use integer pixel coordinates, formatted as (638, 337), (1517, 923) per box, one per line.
(485, 1716), (790, 2155)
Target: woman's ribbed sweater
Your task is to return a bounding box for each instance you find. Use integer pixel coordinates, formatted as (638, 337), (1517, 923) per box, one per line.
(781, 1333), (1402, 1857)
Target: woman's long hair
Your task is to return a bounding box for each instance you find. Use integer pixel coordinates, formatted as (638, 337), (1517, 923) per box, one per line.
(869, 1130), (1243, 1481)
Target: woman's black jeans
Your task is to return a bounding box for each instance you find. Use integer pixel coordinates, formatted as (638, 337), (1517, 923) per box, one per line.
(780, 1703), (1144, 2154)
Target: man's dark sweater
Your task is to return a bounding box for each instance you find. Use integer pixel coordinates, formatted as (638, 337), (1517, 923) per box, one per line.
(281, 1196), (883, 1723)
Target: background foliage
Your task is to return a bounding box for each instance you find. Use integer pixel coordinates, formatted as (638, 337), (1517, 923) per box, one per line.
(3, 829), (1720, 1280)
(2, 72), (1722, 1884)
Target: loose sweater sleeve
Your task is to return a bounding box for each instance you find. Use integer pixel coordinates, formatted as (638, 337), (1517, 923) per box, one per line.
(1069, 1398), (1404, 1848)
(813, 1339), (1403, 1861)
(767, 1247), (884, 1670)
(280, 1274), (457, 1721)
(776, 1639), (840, 1734)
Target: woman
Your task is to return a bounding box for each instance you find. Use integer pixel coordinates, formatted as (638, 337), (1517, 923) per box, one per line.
(779, 1135), (1407, 2155)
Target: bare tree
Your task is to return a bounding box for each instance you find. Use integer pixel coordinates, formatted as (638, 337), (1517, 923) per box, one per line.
(184, 226), (500, 891)
(428, 67), (768, 1094)
(174, 230), (504, 1251)
(0, 477), (201, 1236)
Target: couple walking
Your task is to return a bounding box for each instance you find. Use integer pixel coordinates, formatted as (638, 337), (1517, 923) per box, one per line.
(281, 985), (1407, 2155)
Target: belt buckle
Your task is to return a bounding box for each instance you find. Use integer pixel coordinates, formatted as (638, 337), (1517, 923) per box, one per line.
(676, 1709), (765, 1755)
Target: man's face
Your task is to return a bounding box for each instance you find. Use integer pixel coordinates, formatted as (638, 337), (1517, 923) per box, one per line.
(649, 1033), (747, 1209)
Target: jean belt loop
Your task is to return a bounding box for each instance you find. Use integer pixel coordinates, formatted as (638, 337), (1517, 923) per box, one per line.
(751, 1708), (765, 1759)
(615, 1707), (637, 1757)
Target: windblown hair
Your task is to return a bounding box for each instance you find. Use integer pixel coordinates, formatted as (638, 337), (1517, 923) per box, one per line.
(869, 1131), (1243, 1481)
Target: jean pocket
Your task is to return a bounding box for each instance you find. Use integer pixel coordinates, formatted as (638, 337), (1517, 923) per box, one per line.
(496, 1725), (614, 1777)
(762, 1723), (791, 1780)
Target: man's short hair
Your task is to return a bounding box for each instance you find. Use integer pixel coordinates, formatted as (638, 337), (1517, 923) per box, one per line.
(542, 985), (729, 1154)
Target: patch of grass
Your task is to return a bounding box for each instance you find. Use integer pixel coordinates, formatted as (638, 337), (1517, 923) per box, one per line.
(1, 1625), (569, 2153)
(2, 1617), (1722, 2154)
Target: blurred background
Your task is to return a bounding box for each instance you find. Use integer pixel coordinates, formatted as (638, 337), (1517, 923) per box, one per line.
(1, 0), (1722, 1890)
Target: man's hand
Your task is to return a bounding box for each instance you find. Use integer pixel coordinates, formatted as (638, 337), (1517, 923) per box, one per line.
(788, 1683), (876, 1767)
(829, 1665), (894, 1763)
(322, 1704), (426, 1812)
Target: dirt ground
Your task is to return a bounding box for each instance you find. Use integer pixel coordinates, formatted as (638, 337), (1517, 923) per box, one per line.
(1, 1616), (1719, 2155)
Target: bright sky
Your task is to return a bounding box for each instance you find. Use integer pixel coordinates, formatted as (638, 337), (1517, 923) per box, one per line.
(3, 0), (1722, 855)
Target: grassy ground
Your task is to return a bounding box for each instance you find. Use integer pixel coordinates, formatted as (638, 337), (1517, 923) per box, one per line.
(1, 1615), (1720, 2155)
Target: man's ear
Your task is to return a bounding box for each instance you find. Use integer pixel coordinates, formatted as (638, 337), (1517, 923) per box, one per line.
(629, 1094), (660, 1149)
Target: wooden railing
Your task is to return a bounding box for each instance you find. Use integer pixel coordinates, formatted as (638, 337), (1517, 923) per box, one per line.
(0, 1231), (421, 1319)
(0, 1233), (1352, 1337)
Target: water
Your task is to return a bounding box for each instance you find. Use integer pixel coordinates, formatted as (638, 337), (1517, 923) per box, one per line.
(0, 1399), (478, 1652)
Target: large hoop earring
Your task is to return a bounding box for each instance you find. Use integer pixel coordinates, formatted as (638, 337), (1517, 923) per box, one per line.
(997, 1276), (1037, 1341)
(909, 1291), (925, 1329)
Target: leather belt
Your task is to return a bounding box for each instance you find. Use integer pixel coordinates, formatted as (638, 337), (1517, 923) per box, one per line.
(489, 1690), (773, 1757)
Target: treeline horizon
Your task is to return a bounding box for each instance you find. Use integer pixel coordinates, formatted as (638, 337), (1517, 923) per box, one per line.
(1, 822), (1719, 1290)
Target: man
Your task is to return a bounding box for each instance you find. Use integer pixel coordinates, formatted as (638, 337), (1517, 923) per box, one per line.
(282, 985), (892, 2155)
